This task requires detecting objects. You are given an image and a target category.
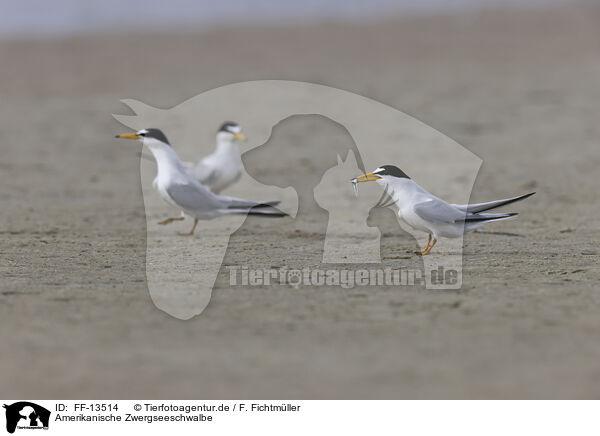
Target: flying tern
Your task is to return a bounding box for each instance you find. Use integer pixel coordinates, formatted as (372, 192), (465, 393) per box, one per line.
(116, 128), (286, 236)
(352, 165), (534, 255)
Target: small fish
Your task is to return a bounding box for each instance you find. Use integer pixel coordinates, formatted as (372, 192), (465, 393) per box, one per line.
(351, 178), (359, 196)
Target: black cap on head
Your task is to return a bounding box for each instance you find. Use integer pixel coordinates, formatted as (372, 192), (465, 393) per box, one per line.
(218, 122), (240, 133)
(139, 128), (170, 145)
(374, 165), (410, 179)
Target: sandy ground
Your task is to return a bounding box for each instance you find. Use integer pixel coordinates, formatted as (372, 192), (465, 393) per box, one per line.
(1, 3), (600, 398)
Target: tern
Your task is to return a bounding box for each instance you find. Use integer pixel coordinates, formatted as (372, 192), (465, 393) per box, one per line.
(147, 122), (247, 225)
(352, 165), (534, 255)
(117, 128), (286, 236)
(183, 122), (246, 193)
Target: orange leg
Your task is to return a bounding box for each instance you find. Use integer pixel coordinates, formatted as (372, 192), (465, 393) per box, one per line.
(158, 216), (185, 225)
(178, 219), (198, 236)
(415, 234), (432, 256)
(421, 238), (438, 256)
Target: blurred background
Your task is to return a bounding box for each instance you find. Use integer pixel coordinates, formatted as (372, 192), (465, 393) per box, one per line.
(1, 0), (599, 398)
(2, 0), (570, 36)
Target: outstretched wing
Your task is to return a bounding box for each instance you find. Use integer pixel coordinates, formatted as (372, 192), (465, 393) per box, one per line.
(414, 199), (467, 224)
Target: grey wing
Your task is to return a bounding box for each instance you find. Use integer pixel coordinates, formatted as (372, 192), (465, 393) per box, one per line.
(166, 183), (223, 213)
(414, 199), (467, 224)
(452, 192), (535, 213)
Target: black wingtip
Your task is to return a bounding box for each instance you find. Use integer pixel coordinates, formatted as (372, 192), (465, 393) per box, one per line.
(464, 212), (518, 222)
(253, 201), (281, 209)
(471, 192), (536, 213)
(246, 211), (288, 218)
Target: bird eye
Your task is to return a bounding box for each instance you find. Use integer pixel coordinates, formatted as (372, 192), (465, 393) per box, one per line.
(138, 132), (146, 137)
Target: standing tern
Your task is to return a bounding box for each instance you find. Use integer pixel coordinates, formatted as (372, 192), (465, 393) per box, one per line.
(150, 122), (247, 225)
(183, 122), (246, 193)
(116, 128), (286, 236)
(352, 165), (535, 255)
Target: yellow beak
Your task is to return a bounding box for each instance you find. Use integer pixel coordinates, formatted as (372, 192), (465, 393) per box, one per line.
(352, 172), (381, 183)
(115, 133), (140, 140)
(233, 132), (246, 141)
